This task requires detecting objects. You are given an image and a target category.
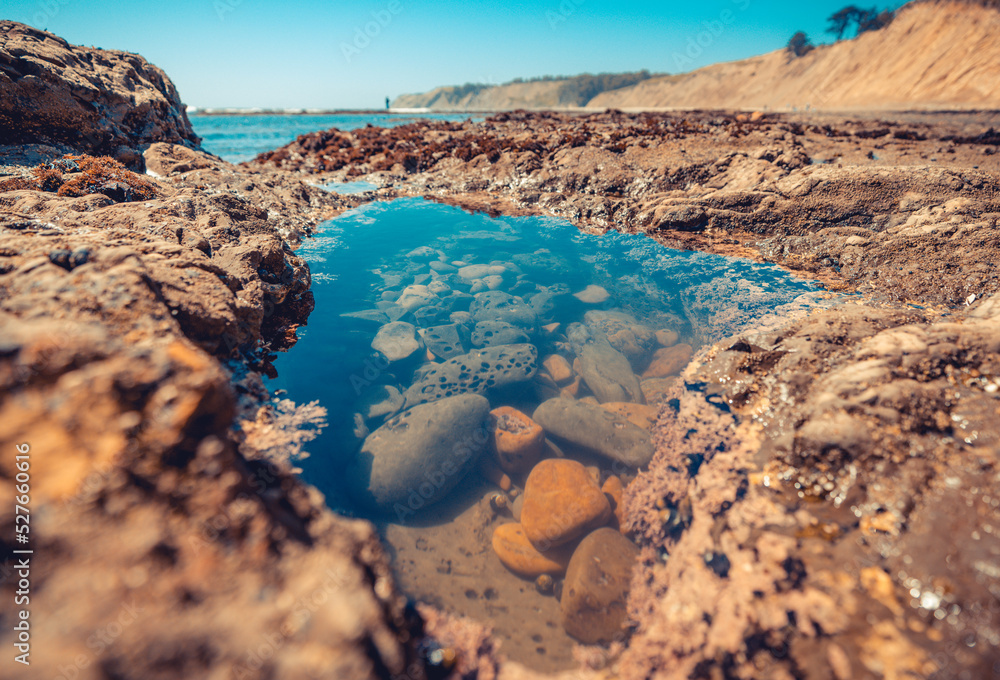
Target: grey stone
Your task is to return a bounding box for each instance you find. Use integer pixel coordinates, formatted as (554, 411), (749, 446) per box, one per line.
(405, 246), (443, 261)
(471, 320), (530, 347)
(438, 290), (473, 312)
(530, 287), (579, 322)
(349, 394), (491, 511)
(396, 284), (438, 310)
(567, 324), (643, 403)
(384, 305), (412, 323)
(532, 398), (654, 468)
(458, 264), (506, 281)
(450, 311), (473, 327)
(358, 385), (404, 422)
(412, 362), (441, 382)
(339, 309), (388, 328)
(371, 321), (424, 363)
(429, 261), (457, 273)
(412, 302), (449, 327)
(470, 291), (537, 329)
(574, 284), (610, 304)
(420, 324), (465, 359)
(584, 310), (657, 369)
(404, 343), (539, 406)
(427, 280), (451, 295)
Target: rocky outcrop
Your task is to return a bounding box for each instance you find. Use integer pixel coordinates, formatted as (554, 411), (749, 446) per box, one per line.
(0, 143), (438, 679)
(256, 109), (1000, 318)
(618, 295), (1000, 679)
(0, 21), (200, 168)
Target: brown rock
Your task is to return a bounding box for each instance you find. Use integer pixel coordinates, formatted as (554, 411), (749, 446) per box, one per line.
(521, 459), (611, 548)
(560, 375), (582, 399)
(601, 402), (659, 431)
(542, 353), (574, 384)
(641, 376), (679, 404)
(655, 329), (679, 347)
(491, 523), (573, 578)
(490, 406), (545, 475)
(0, 21), (200, 168)
(561, 528), (639, 644)
(642, 343), (693, 379)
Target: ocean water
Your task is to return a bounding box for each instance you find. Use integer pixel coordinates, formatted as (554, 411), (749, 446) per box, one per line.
(190, 112), (481, 163)
(268, 196), (824, 670)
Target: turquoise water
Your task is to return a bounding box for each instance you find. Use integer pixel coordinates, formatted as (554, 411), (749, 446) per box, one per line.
(269, 197), (821, 511)
(322, 180), (378, 194)
(190, 113), (481, 163)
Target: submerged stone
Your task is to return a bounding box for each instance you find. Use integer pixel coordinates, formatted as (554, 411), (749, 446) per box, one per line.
(470, 291), (537, 329)
(561, 528), (639, 644)
(471, 320), (531, 347)
(578, 340), (644, 404)
(573, 284), (610, 304)
(357, 384), (404, 422)
(404, 343), (538, 406)
(533, 398), (654, 468)
(643, 343), (694, 379)
(489, 406), (545, 475)
(585, 310), (657, 369)
(520, 458), (611, 548)
(492, 522), (574, 578)
(348, 394), (491, 514)
(371, 321), (424, 363)
(420, 324), (465, 360)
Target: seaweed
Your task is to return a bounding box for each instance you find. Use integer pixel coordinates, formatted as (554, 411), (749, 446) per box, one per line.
(57, 155), (158, 202)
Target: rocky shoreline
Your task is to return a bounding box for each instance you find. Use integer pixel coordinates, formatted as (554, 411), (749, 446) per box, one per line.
(257, 110), (1000, 676)
(2, 19), (999, 680)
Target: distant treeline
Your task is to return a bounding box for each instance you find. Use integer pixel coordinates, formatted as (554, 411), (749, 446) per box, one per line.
(446, 71), (660, 105)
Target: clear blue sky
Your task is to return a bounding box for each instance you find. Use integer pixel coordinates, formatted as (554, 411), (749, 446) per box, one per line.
(3, 0), (903, 109)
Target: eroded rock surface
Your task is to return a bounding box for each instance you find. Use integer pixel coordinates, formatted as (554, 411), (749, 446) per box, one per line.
(0, 143), (426, 680)
(0, 22), (201, 168)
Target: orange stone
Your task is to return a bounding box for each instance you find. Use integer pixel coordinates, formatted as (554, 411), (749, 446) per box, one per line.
(542, 354), (574, 384)
(521, 459), (611, 548)
(492, 522), (573, 578)
(560, 375), (582, 399)
(602, 475), (627, 527)
(601, 402), (659, 431)
(642, 344), (693, 379)
(490, 406), (545, 475)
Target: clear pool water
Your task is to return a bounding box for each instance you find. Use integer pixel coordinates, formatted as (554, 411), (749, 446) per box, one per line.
(267, 196), (824, 670)
(190, 112), (482, 163)
(321, 180), (378, 194)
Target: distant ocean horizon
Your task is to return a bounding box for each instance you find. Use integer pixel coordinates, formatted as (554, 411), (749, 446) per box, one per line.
(190, 111), (484, 163)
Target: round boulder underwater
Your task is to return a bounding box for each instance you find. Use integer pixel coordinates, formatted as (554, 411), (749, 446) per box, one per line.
(348, 394), (492, 518)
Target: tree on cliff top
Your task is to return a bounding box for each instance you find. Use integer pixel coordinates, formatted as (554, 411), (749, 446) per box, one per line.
(786, 32), (815, 57)
(826, 5), (895, 41)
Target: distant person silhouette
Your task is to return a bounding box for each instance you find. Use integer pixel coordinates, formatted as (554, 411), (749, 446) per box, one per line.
(385, 96), (390, 111)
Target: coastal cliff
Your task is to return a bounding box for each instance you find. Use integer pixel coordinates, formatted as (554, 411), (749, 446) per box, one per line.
(395, 0), (1000, 112)
(591, 0), (1000, 111)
